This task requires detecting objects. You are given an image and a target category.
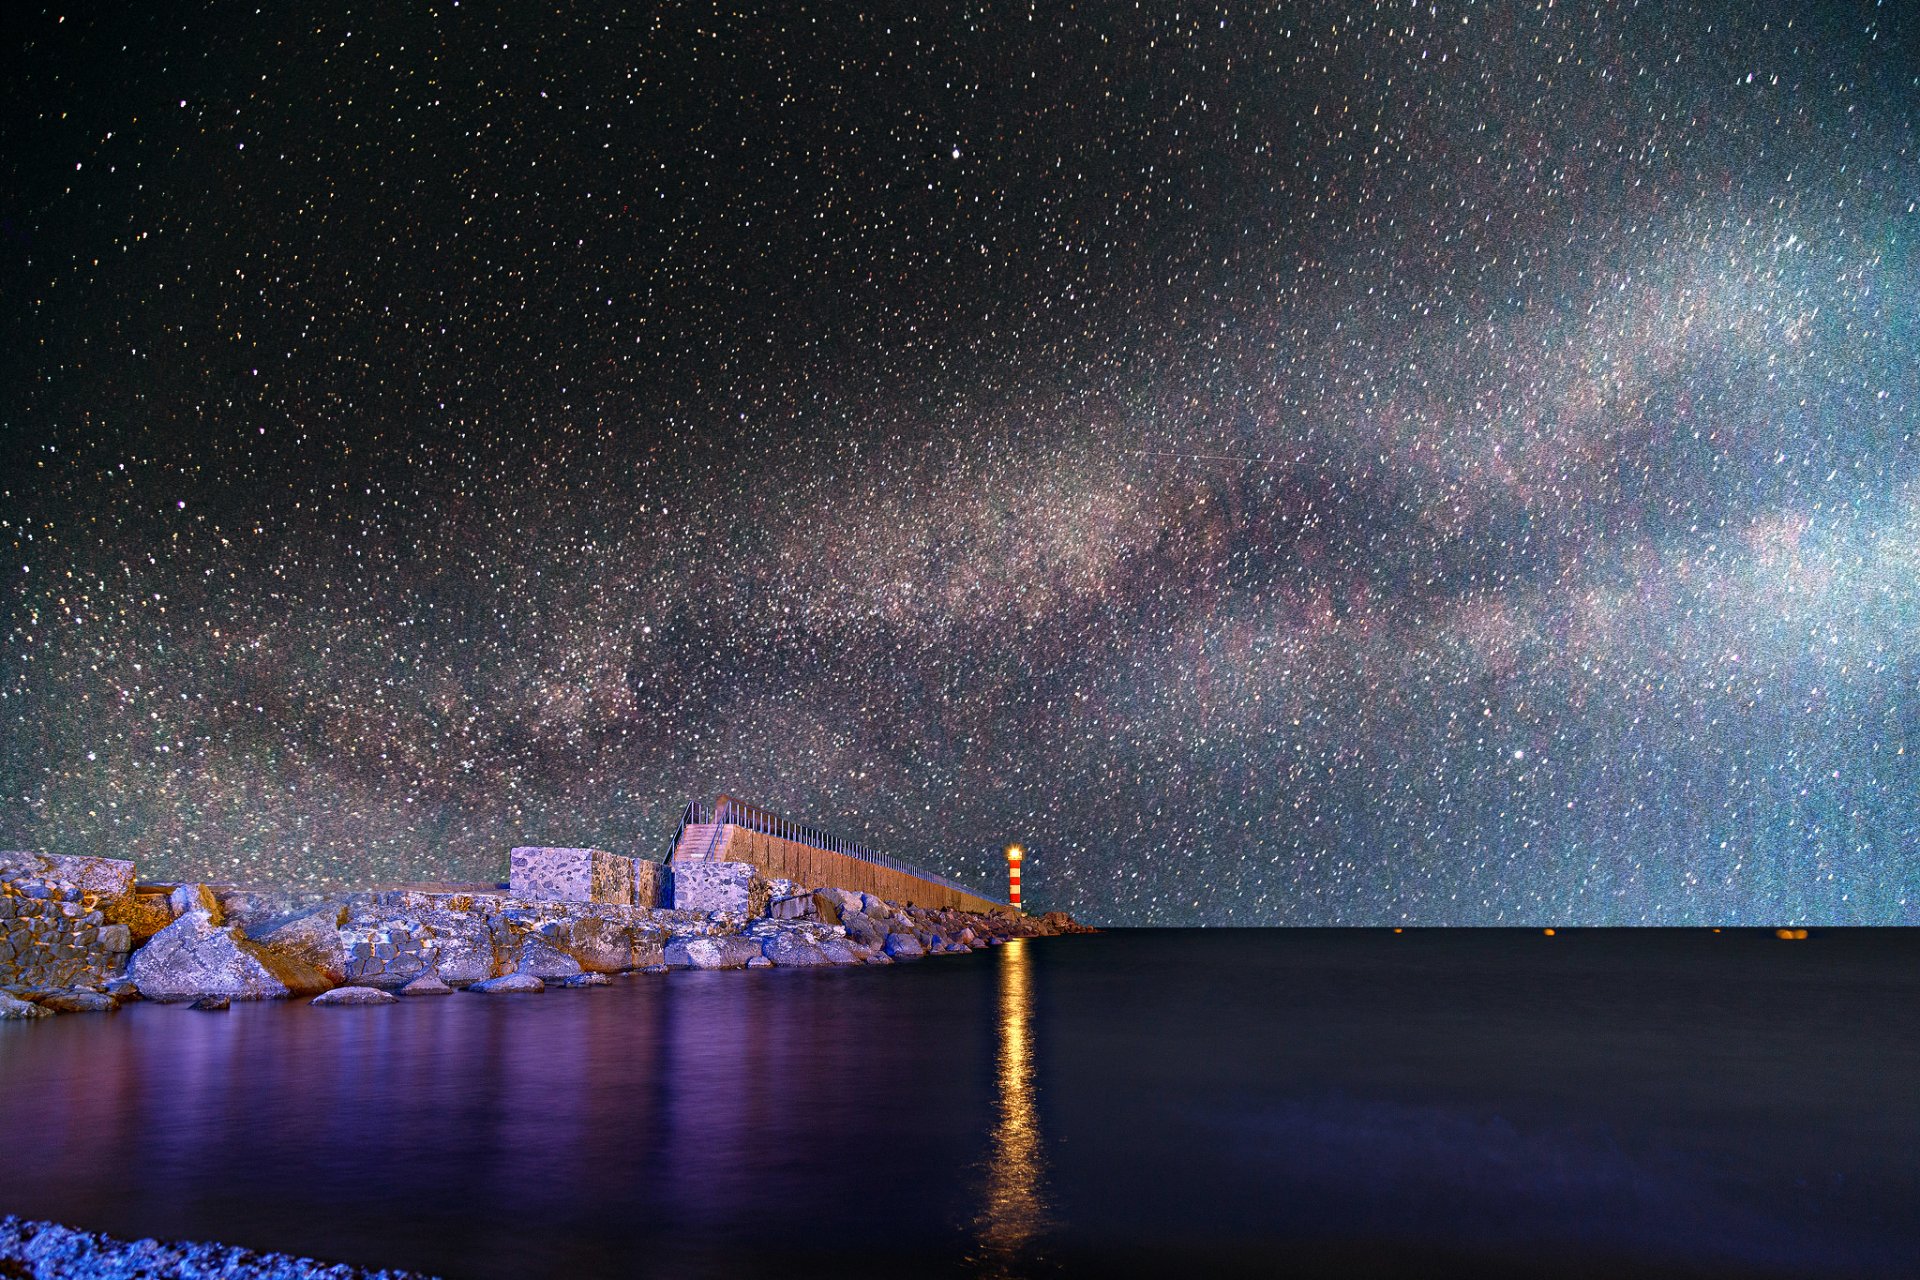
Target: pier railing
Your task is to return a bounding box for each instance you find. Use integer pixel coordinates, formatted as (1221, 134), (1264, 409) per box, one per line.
(673, 792), (1002, 905)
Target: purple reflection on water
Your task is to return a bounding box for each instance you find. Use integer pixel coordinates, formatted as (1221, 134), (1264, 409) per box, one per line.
(3, 930), (1918, 1278)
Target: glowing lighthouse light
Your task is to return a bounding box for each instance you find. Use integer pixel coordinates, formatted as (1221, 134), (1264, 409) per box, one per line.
(1005, 843), (1024, 912)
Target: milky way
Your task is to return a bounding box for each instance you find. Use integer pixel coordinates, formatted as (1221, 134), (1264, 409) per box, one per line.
(3, 2), (1915, 923)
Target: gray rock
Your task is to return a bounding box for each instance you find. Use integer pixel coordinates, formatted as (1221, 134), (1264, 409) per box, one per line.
(763, 931), (835, 967)
(255, 907), (349, 985)
(809, 890), (845, 926)
(168, 883), (223, 923)
(398, 974), (454, 996)
(187, 994), (230, 1011)
(864, 951), (894, 964)
(311, 985), (397, 1006)
(0, 991), (51, 1020)
(555, 971), (610, 987)
(817, 937), (861, 966)
(515, 935), (583, 980)
(746, 955), (773, 968)
(841, 912), (887, 949)
(640, 963), (669, 974)
(882, 932), (926, 960)
(469, 972), (544, 994)
(545, 915), (652, 973)
(129, 911), (331, 1002)
(34, 990), (117, 1014)
(413, 909), (495, 986)
(663, 934), (763, 970)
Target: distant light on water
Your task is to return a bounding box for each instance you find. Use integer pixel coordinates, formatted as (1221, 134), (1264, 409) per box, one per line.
(974, 938), (1050, 1272)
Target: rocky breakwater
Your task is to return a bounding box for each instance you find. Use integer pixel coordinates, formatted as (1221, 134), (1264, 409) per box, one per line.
(0, 852), (1091, 1017)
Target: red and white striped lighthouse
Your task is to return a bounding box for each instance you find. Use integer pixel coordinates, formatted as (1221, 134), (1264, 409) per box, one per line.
(1005, 843), (1024, 912)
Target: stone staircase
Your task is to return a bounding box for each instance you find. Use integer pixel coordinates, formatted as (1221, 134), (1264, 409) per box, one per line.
(672, 823), (727, 862)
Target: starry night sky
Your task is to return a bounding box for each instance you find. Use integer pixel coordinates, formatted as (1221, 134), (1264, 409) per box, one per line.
(3, 2), (1915, 924)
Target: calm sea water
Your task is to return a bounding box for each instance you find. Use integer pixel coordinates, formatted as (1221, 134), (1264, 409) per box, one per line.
(2, 929), (1917, 1279)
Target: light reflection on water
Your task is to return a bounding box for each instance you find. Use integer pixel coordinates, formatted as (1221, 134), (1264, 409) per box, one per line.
(973, 938), (1050, 1273)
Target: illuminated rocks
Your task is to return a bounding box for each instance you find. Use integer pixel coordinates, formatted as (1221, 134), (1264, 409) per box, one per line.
(0, 1214), (438, 1279)
(4, 848), (1082, 1014)
(128, 911), (331, 1002)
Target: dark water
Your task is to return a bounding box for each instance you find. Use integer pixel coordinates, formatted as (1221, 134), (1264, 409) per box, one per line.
(3, 930), (1918, 1279)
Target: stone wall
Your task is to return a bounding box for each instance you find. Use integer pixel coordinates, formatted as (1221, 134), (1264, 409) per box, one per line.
(509, 846), (666, 908)
(703, 828), (1007, 913)
(0, 856), (136, 990)
(0, 851), (136, 898)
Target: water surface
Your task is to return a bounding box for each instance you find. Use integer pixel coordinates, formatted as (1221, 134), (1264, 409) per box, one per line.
(2, 929), (1916, 1278)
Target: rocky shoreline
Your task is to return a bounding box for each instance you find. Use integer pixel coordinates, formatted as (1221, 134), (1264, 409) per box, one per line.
(0, 1215), (437, 1280)
(0, 851), (1092, 1017)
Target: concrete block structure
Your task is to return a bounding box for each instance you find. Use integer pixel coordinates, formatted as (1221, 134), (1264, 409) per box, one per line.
(669, 860), (769, 916)
(509, 847), (666, 908)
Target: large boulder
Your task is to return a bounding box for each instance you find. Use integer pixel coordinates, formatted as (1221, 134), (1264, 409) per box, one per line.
(515, 936), (582, 980)
(543, 915), (662, 973)
(663, 934), (762, 970)
(882, 932), (926, 960)
(399, 973), (454, 996)
(253, 905), (349, 985)
(128, 911), (331, 1001)
(762, 932), (834, 967)
(816, 936), (861, 966)
(102, 893), (173, 945)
